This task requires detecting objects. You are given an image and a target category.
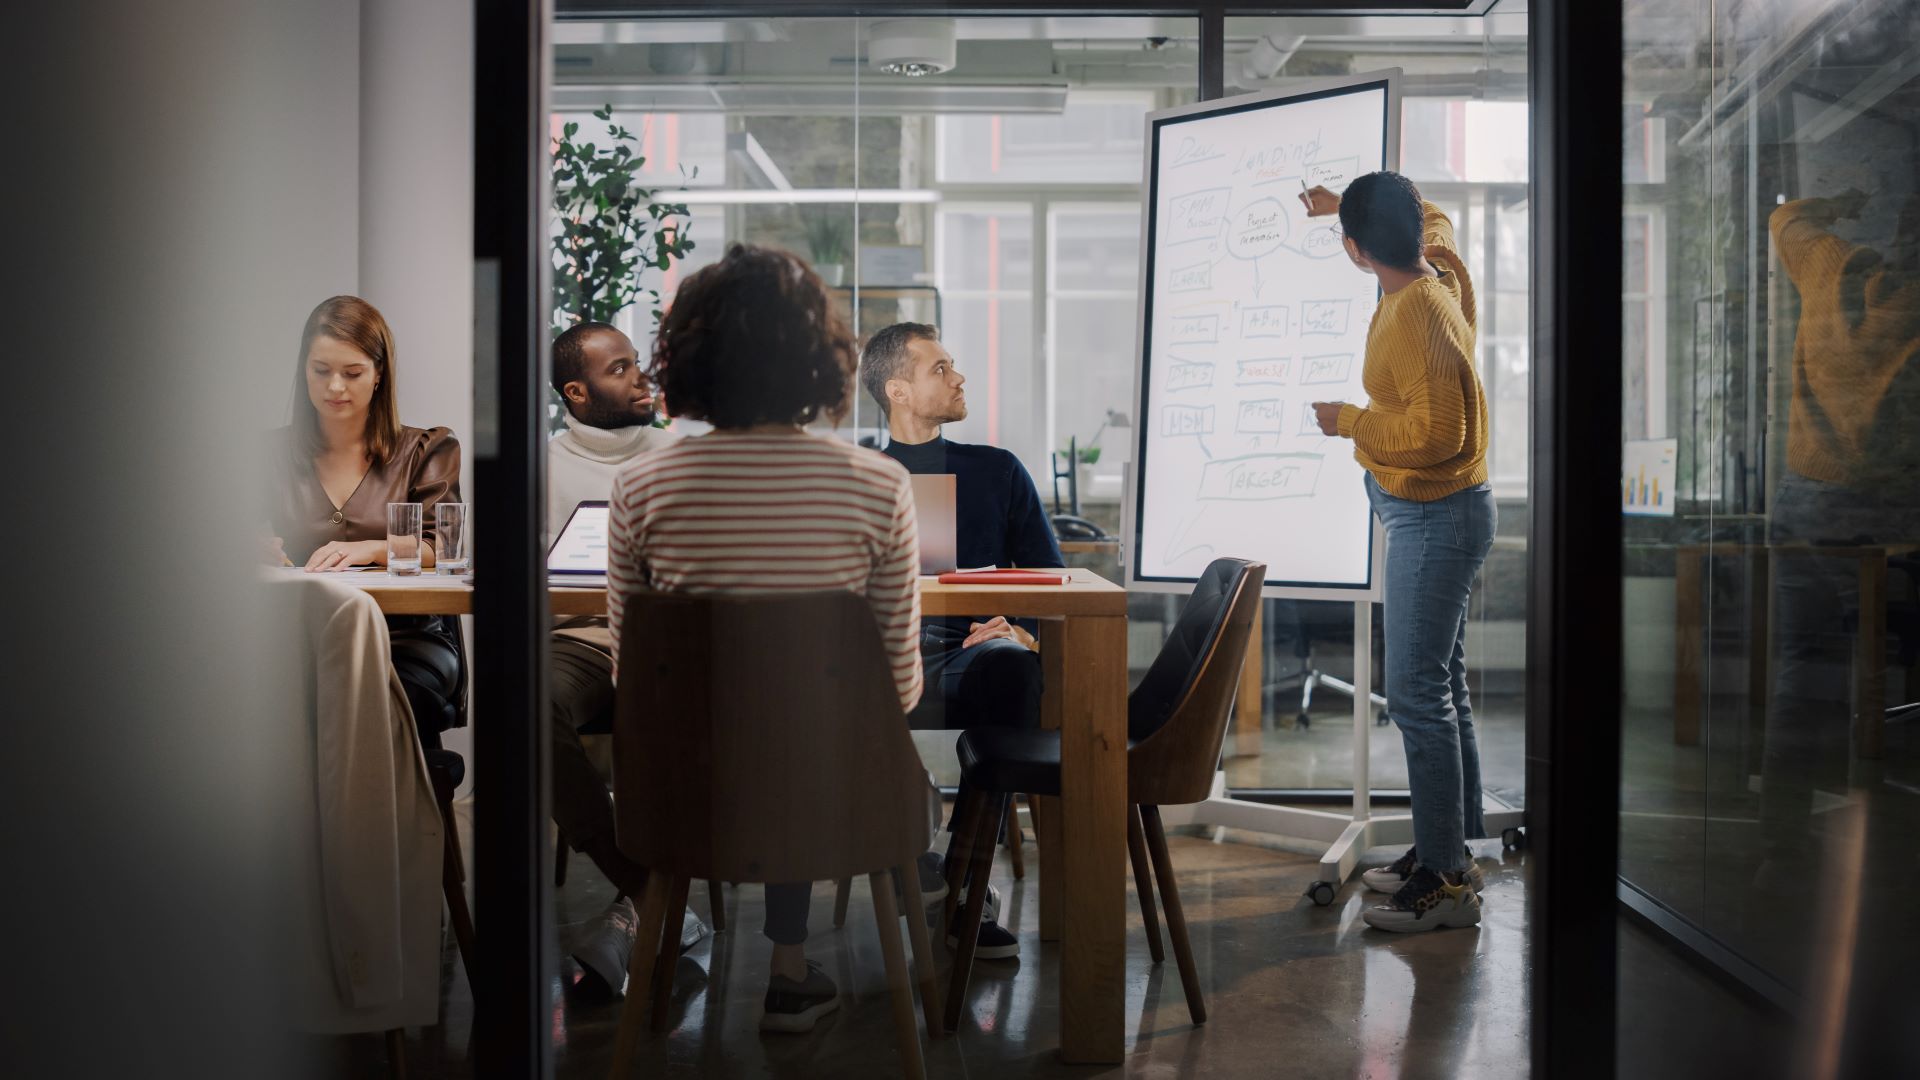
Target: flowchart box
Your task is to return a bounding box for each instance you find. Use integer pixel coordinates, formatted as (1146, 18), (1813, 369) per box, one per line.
(1162, 404), (1216, 436)
(1166, 359), (1216, 392)
(1168, 313), (1221, 345)
(1299, 352), (1354, 386)
(1198, 452), (1325, 501)
(1235, 357), (1292, 385)
(1235, 398), (1285, 435)
(1239, 304), (1289, 339)
(1300, 299), (1352, 336)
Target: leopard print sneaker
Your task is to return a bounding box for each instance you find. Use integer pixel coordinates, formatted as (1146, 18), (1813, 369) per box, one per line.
(1361, 867), (1482, 933)
(1362, 847), (1486, 894)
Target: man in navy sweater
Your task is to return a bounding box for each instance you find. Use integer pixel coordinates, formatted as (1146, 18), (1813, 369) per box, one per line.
(861, 322), (1064, 960)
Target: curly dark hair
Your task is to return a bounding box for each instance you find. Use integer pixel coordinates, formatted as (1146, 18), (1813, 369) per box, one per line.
(1338, 170), (1426, 270)
(651, 244), (857, 429)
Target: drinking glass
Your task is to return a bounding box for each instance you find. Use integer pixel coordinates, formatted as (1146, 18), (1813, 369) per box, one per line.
(436, 502), (471, 575)
(386, 501), (423, 576)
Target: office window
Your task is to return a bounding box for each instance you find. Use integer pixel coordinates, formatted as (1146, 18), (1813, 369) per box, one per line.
(935, 205), (1038, 474)
(1048, 205), (1141, 496)
(937, 91), (1154, 185)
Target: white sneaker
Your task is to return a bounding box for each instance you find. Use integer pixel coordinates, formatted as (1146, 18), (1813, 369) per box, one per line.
(1362, 868), (1482, 933)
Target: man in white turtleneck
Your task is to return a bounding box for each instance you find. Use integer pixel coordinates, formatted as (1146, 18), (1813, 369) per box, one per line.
(547, 321), (681, 540)
(546, 321), (700, 991)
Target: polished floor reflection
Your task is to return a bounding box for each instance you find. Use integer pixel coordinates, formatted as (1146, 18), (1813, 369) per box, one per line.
(357, 822), (1534, 1077)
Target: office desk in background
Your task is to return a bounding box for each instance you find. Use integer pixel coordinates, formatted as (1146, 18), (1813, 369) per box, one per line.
(337, 566), (1131, 1065)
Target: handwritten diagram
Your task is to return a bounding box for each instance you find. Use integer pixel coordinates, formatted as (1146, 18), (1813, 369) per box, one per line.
(1136, 80), (1393, 587)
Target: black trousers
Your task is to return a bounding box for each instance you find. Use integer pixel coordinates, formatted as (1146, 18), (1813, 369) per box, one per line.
(908, 634), (1044, 837)
(387, 615), (460, 750)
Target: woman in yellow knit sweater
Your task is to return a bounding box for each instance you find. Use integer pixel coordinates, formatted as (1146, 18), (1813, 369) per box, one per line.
(1303, 171), (1494, 933)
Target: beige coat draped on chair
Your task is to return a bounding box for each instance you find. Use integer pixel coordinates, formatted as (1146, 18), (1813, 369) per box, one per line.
(281, 576), (443, 1032)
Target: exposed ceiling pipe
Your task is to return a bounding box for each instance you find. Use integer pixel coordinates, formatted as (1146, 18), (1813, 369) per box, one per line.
(1240, 34), (1306, 84)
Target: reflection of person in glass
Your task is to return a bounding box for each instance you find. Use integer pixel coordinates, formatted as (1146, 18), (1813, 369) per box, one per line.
(268, 296), (466, 745)
(1304, 172), (1494, 933)
(1758, 190), (1920, 888)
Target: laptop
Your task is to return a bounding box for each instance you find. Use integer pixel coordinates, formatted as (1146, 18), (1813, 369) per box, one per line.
(910, 474), (959, 575)
(548, 500), (611, 588)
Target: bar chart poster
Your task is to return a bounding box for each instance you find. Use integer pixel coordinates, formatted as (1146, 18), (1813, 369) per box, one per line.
(1622, 438), (1677, 517)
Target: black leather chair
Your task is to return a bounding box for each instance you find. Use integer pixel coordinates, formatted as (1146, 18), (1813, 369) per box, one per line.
(942, 557), (1264, 1030)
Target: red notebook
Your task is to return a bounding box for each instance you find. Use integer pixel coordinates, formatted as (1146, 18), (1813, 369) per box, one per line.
(936, 569), (1071, 586)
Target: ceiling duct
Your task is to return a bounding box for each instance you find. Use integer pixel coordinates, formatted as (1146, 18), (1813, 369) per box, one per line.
(553, 82), (1068, 116)
(1240, 34), (1305, 83)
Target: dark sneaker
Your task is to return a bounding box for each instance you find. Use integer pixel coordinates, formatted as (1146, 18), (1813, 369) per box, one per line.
(761, 961), (840, 1033)
(1362, 847), (1484, 894)
(895, 850), (949, 912)
(1361, 867), (1482, 933)
(946, 918), (1019, 961)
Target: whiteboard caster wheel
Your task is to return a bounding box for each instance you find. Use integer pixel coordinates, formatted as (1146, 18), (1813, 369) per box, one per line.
(1296, 711), (1311, 730)
(1306, 881), (1336, 907)
(1502, 827), (1525, 850)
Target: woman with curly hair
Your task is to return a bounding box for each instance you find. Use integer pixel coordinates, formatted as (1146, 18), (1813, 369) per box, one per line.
(605, 243), (923, 1033)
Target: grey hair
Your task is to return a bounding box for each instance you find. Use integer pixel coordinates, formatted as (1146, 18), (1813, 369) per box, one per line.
(858, 322), (939, 417)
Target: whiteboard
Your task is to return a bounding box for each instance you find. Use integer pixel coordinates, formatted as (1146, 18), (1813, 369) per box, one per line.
(1123, 72), (1398, 598)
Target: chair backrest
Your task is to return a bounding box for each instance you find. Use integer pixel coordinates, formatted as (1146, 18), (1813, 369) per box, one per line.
(1126, 558), (1265, 806)
(611, 589), (933, 884)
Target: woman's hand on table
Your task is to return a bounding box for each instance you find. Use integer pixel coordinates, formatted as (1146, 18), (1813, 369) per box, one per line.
(304, 539), (386, 572)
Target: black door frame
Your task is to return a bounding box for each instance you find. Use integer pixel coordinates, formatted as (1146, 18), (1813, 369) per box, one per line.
(1527, 0), (1621, 1077)
(474, 0), (555, 1077)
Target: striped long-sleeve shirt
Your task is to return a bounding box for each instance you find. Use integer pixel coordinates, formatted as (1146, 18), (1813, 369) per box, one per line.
(606, 430), (924, 712)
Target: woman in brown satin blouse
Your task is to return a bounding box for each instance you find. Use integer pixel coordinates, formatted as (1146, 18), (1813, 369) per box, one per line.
(271, 295), (466, 741)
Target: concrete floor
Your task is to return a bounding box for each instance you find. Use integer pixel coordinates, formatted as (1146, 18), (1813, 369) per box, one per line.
(361, 825), (1535, 1078)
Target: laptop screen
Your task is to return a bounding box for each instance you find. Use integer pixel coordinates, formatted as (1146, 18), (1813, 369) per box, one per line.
(909, 474), (958, 575)
(548, 501), (610, 575)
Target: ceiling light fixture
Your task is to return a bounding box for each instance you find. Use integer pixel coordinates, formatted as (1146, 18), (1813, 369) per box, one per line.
(868, 19), (957, 78)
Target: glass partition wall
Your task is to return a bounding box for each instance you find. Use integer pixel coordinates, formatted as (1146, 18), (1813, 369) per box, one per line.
(1217, 8), (1530, 809)
(1618, 0), (1920, 1071)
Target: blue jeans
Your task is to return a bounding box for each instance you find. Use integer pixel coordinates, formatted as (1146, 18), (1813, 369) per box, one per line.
(1366, 475), (1496, 874)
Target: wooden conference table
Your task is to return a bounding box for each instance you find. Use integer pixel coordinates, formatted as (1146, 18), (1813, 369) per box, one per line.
(359, 566), (1131, 1064)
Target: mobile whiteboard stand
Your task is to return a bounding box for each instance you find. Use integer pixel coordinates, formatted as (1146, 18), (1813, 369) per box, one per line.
(1135, 521), (1525, 904)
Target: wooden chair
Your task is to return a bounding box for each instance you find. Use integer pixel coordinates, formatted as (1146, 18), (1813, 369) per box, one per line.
(606, 590), (944, 1079)
(943, 557), (1263, 1030)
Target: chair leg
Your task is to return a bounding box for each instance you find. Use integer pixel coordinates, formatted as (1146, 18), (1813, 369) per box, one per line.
(941, 789), (989, 930)
(554, 827), (569, 888)
(436, 793), (477, 989)
(895, 864), (944, 1038)
(1127, 804), (1165, 964)
(869, 870), (928, 1080)
(1005, 797), (1026, 881)
(944, 793), (1008, 1033)
(1140, 805), (1205, 1024)
(833, 877), (853, 929)
(651, 875), (691, 1032)
(707, 879), (726, 933)
(385, 1028), (407, 1080)
(608, 873), (672, 1079)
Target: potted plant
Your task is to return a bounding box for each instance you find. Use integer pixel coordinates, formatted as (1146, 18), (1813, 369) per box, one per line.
(549, 105), (697, 433)
(799, 206), (851, 286)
